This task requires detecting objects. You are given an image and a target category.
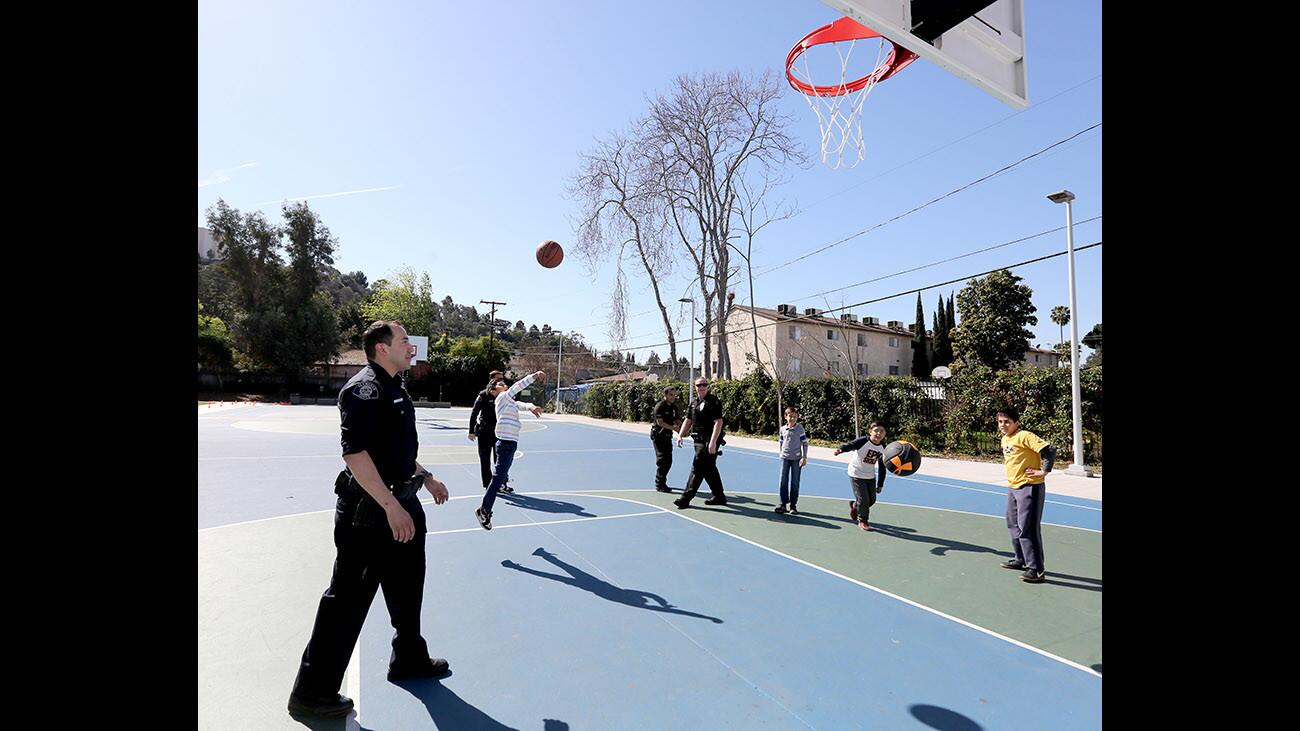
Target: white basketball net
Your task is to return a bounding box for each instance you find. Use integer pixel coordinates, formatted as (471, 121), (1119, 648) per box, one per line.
(795, 37), (890, 170)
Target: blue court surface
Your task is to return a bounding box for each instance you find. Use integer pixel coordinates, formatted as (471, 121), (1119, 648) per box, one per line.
(198, 405), (1102, 730)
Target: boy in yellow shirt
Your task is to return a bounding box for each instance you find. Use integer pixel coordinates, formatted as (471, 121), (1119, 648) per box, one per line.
(997, 408), (1057, 584)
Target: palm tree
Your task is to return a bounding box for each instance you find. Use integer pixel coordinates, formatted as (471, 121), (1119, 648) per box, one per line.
(1050, 305), (1070, 347)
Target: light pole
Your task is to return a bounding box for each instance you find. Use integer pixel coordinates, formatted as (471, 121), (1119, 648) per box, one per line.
(678, 297), (695, 390)
(1046, 190), (1092, 477)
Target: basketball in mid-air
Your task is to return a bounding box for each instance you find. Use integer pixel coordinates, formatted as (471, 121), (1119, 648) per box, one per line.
(536, 240), (564, 268)
(883, 440), (921, 476)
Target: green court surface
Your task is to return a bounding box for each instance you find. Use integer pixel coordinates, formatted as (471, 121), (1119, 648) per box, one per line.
(591, 490), (1102, 669)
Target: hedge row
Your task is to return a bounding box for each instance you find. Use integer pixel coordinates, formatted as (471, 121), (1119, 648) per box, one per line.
(569, 365), (1102, 464)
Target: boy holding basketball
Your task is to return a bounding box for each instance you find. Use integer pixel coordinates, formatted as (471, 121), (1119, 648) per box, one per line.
(833, 421), (888, 531)
(997, 407), (1056, 584)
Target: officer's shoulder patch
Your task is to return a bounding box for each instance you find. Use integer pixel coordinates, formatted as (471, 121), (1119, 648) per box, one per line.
(353, 381), (379, 401)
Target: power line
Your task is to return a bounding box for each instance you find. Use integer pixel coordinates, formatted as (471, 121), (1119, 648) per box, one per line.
(752, 122), (1103, 278)
(570, 241), (1102, 354)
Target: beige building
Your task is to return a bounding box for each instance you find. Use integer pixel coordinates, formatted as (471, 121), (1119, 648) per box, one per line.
(720, 305), (916, 379)
(1022, 346), (1062, 369)
(198, 227), (224, 261)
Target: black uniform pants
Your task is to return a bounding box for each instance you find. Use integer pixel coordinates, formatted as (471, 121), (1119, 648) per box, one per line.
(291, 494), (430, 698)
(680, 441), (725, 504)
(652, 432), (673, 489)
(476, 429), (507, 488)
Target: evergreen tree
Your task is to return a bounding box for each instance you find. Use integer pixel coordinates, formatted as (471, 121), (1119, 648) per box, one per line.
(932, 294), (952, 367)
(951, 271), (1037, 371)
(911, 293), (930, 377)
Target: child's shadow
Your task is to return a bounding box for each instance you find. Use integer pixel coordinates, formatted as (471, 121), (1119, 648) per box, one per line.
(392, 675), (571, 729)
(716, 494), (842, 530)
(502, 548), (723, 624)
(499, 493), (595, 517)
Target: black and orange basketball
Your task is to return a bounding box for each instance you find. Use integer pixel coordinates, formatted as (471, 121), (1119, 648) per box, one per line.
(536, 240), (564, 268)
(883, 440), (921, 476)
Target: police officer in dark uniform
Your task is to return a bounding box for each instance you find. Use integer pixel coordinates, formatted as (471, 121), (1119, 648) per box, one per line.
(468, 369), (511, 493)
(288, 321), (452, 719)
(673, 377), (728, 508)
(650, 385), (682, 493)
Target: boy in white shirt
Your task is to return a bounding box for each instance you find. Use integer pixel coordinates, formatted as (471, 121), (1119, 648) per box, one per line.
(832, 421), (888, 531)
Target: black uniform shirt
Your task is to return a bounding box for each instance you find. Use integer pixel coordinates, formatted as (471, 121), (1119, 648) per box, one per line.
(651, 399), (680, 437)
(689, 393), (723, 442)
(469, 388), (497, 436)
(339, 361), (418, 486)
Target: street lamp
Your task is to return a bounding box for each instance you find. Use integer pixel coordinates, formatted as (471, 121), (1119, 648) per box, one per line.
(678, 297), (695, 390)
(1046, 189), (1092, 477)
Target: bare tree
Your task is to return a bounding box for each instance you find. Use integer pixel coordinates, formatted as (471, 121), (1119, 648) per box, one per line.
(569, 130), (680, 367)
(642, 70), (805, 379)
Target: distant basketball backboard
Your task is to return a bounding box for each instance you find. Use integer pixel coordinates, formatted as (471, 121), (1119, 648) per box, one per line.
(408, 335), (429, 366)
(820, 0), (1027, 109)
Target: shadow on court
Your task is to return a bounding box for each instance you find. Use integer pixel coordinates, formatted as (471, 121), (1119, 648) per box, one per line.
(709, 494), (844, 530)
(289, 714), (375, 731)
(393, 673), (569, 730)
(499, 493), (595, 517)
(502, 547), (723, 624)
(909, 703), (984, 731)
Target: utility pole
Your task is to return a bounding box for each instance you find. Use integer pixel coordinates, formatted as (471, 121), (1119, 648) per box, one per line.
(479, 300), (507, 370)
(555, 332), (564, 414)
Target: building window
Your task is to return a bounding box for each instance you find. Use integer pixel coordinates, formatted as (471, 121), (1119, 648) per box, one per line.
(857, 363), (868, 376)
(789, 325), (801, 340)
(826, 329), (840, 341)
(787, 357), (801, 374)
(889, 365), (900, 375)
(857, 333), (866, 347)
(1035, 354), (1040, 362)
(889, 337), (899, 347)
(828, 361), (839, 373)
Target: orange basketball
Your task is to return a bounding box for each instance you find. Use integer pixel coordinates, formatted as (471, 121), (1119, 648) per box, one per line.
(536, 240), (564, 268)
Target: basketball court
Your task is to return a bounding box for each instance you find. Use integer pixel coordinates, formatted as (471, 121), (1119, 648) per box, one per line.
(198, 404), (1100, 729)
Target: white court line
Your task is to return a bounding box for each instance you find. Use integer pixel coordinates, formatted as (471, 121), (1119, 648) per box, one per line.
(426, 510), (662, 536)
(546, 491), (1102, 679)
(198, 488), (1100, 533)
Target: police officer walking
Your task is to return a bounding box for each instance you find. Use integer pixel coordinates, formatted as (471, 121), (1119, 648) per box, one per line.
(650, 385), (682, 493)
(468, 369), (512, 493)
(287, 321), (452, 719)
(673, 377), (728, 509)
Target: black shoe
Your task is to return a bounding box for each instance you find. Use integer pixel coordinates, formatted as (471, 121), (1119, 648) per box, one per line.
(475, 508), (492, 530)
(287, 692), (354, 718)
(1001, 560), (1026, 570)
(655, 486), (672, 493)
(388, 657), (450, 681)
(704, 496), (728, 506)
(774, 505), (788, 514)
(789, 505), (799, 515)
(1021, 569), (1046, 583)
(672, 498), (688, 509)
(499, 485), (514, 494)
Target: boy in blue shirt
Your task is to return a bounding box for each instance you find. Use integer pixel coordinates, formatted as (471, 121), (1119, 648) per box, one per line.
(774, 406), (808, 514)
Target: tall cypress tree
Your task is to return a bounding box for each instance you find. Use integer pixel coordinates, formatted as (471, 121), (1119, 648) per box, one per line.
(912, 293), (930, 377)
(947, 294), (956, 338)
(931, 294), (951, 367)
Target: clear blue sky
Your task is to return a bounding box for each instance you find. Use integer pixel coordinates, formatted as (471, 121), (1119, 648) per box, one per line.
(198, 1), (1102, 364)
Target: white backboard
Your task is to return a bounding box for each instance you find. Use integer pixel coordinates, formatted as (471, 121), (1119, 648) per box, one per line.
(821, 0), (1027, 109)
(409, 335), (429, 365)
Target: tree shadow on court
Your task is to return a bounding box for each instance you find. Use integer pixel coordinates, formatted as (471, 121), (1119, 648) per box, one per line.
(499, 493), (595, 517)
(502, 547), (723, 624)
(908, 704), (984, 731)
(701, 493), (843, 530)
(289, 713), (377, 731)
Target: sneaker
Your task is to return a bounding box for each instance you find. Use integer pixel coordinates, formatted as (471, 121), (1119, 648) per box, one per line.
(287, 692), (354, 718)
(774, 505), (788, 514)
(655, 486), (672, 493)
(1000, 560), (1026, 570)
(475, 508), (492, 530)
(499, 484), (515, 494)
(859, 520), (872, 532)
(849, 501), (858, 522)
(387, 657), (450, 682)
(789, 505), (799, 515)
(1021, 569), (1046, 583)
(704, 496), (728, 506)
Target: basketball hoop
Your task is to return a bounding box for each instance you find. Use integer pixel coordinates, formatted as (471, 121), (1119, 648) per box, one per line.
(786, 17), (918, 169)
